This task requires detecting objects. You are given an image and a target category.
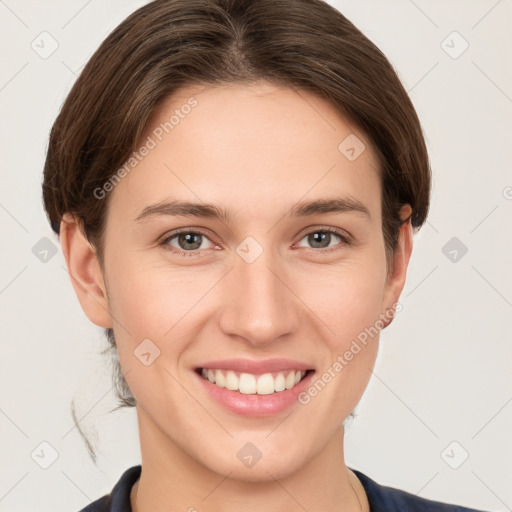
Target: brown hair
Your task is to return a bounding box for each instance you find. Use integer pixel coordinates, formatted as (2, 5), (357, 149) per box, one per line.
(42, 0), (431, 431)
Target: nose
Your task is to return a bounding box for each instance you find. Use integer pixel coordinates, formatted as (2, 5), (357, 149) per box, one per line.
(218, 245), (300, 347)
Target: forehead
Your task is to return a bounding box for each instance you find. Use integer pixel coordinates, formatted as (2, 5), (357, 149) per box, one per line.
(107, 81), (382, 224)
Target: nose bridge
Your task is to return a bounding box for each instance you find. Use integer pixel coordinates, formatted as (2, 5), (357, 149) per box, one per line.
(218, 241), (298, 345)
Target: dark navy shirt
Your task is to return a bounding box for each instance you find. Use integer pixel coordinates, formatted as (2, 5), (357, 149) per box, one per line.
(78, 465), (490, 512)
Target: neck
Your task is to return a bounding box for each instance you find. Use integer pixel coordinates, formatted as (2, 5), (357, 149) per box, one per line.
(131, 406), (368, 512)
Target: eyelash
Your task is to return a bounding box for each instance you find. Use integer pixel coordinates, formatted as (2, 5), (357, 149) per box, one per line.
(157, 226), (352, 257)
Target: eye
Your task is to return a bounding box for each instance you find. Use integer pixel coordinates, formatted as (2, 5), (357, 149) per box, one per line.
(296, 227), (351, 251)
(158, 226), (352, 257)
(159, 230), (216, 256)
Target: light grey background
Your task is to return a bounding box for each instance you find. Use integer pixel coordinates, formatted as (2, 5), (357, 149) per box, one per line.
(0, 0), (511, 511)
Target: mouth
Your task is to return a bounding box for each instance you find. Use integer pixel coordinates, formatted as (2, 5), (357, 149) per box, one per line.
(194, 367), (315, 395)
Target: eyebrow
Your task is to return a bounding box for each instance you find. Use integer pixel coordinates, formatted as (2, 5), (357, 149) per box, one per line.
(134, 196), (371, 223)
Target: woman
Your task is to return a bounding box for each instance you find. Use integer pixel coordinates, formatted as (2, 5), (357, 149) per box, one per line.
(42, 0), (490, 510)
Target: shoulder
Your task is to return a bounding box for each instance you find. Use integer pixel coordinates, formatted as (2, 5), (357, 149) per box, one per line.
(75, 465), (142, 512)
(352, 469), (491, 512)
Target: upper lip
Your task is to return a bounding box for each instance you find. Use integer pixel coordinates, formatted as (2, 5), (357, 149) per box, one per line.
(196, 358), (314, 374)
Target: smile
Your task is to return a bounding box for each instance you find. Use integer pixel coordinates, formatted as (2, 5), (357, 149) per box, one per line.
(197, 368), (312, 395)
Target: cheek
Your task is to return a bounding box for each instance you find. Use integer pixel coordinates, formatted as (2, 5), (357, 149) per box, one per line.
(106, 258), (211, 338)
(294, 269), (384, 422)
(297, 257), (387, 342)
(293, 254), (386, 400)
(105, 267), (196, 413)
(103, 260), (227, 398)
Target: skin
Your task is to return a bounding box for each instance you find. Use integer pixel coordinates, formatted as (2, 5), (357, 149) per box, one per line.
(60, 81), (413, 512)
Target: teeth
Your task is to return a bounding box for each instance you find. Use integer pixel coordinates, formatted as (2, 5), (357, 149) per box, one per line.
(215, 369), (226, 388)
(225, 370), (238, 390)
(240, 373), (256, 394)
(200, 368), (308, 394)
(274, 372), (286, 392)
(256, 373), (274, 395)
(285, 371), (295, 389)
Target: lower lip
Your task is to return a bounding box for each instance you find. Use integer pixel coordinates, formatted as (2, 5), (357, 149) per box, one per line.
(193, 369), (315, 417)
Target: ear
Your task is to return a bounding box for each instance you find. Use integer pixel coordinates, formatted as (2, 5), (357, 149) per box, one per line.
(59, 213), (112, 328)
(380, 204), (414, 328)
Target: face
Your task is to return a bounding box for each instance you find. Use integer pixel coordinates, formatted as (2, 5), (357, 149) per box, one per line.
(65, 81), (411, 481)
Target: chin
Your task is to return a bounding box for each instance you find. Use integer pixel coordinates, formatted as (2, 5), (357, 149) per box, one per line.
(204, 442), (311, 483)
(218, 459), (303, 483)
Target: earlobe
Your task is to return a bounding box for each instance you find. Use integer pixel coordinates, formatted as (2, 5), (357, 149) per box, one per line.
(59, 214), (112, 328)
(381, 205), (414, 328)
